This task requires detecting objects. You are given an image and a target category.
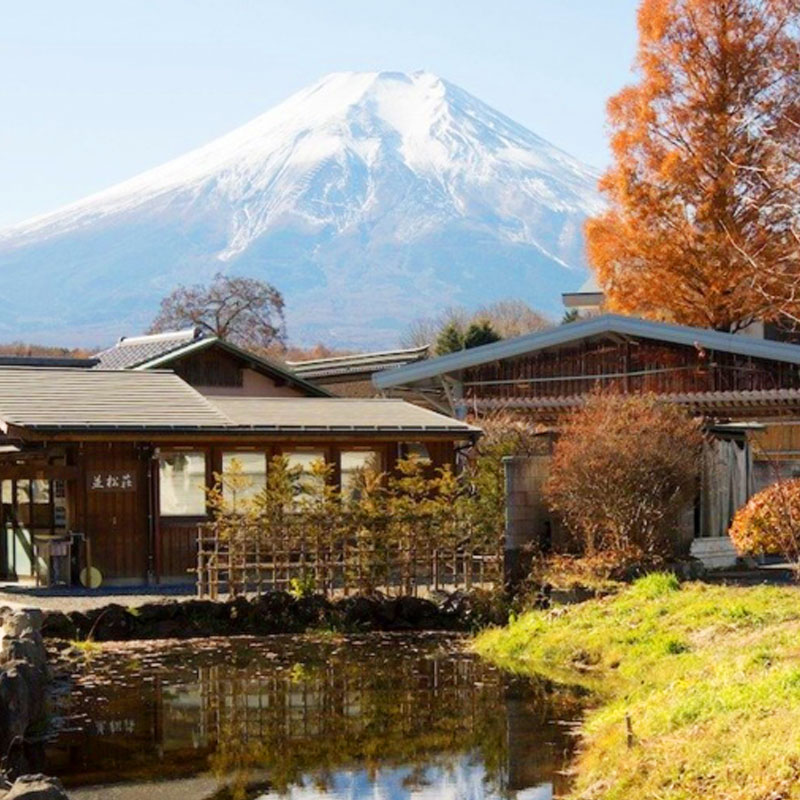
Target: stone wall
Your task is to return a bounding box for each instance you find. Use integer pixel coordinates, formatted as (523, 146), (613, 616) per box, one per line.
(38, 590), (509, 644)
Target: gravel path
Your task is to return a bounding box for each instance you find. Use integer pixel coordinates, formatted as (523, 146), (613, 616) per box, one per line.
(0, 584), (195, 613)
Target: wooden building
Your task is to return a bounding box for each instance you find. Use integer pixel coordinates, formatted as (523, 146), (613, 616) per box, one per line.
(93, 327), (329, 398)
(375, 313), (800, 566)
(0, 367), (477, 585)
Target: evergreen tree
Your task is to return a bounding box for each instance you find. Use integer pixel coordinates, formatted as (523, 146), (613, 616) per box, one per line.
(464, 320), (502, 349)
(435, 323), (465, 355)
(562, 309), (580, 324)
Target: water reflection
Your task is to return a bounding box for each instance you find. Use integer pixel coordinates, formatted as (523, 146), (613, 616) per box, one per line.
(46, 634), (583, 800)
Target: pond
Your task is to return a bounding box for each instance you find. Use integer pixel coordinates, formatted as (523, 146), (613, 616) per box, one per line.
(43, 633), (584, 800)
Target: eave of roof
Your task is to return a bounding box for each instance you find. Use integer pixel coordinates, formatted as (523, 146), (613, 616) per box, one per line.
(562, 292), (605, 308)
(289, 345), (429, 373)
(291, 362), (420, 379)
(474, 389), (800, 414)
(0, 356), (99, 368)
(374, 314), (800, 389)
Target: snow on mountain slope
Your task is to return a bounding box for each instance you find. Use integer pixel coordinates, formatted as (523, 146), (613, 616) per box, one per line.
(0, 71), (603, 347)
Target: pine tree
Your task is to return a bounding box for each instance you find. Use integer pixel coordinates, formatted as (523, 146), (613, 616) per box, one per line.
(586, 0), (800, 332)
(435, 323), (465, 355)
(463, 320), (502, 349)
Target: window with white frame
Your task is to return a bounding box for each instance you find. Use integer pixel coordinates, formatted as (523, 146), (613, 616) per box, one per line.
(159, 451), (207, 516)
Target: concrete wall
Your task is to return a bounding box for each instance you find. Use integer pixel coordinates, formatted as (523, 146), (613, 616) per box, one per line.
(503, 455), (554, 587)
(504, 453), (729, 572)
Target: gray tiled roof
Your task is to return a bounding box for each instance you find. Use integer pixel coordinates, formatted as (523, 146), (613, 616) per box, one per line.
(0, 367), (476, 436)
(0, 368), (228, 430)
(211, 397), (479, 433)
(93, 328), (201, 370)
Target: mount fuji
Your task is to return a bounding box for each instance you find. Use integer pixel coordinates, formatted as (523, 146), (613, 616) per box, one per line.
(0, 71), (604, 348)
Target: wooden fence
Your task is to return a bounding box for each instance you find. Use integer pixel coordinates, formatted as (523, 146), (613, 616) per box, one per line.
(195, 513), (502, 599)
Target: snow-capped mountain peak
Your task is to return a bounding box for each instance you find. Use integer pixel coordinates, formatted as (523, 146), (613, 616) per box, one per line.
(0, 71), (603, 347)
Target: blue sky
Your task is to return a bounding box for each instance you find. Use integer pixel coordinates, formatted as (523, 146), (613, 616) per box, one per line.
(0, 0), (639, 229)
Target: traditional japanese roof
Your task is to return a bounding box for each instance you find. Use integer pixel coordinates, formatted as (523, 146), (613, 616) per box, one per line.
(211, 396), (479, 434)
(288, 345), (429, 380)
(374, 313), (800, 390)
(93, 329), (330, 397)
(0, 367), (229, 431)
(93, 328), (201, 370)
(0, 367), (476, 437)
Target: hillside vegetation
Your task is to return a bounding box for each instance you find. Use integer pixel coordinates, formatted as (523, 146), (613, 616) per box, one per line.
(475, 575), (800, 799)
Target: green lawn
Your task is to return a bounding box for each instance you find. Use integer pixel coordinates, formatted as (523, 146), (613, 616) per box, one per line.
(475, 574), (800, 800)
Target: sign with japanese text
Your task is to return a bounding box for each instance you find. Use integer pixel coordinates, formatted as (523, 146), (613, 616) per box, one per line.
(87, 471), (137, 492)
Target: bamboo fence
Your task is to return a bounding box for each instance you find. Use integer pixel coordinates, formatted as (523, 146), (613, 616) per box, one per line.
(196, 513), (502, 599)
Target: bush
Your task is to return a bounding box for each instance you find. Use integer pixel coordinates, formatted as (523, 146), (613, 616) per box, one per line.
(728, 479), (800, 566)
(544, 392), (703, 561)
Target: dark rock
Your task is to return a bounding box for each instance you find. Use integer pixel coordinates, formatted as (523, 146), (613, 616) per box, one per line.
(3, 774), (69, 800)
(225, 596), (251, 630)
(0, 664), (33, 748)
(376, 597), (399, 627)
(0, 611), (53, 783)
(65, 612), (90, 640)
(293, 595), (332, 630)
(134, 601), (180, 623)
(146, 618), (188, 640)
(0, 660), (49, 772)
(340, 595), (382, 629)
(395, 596), (439, 627)
(88, 604), (137, 642)
(39, 613), (76, 642)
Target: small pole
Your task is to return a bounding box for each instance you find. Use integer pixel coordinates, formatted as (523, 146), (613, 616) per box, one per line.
(626, 713), (635, 749)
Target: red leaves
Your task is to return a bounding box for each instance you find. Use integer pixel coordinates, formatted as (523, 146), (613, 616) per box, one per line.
(544, 391), (704, 559)
(729, 478), (800, 561)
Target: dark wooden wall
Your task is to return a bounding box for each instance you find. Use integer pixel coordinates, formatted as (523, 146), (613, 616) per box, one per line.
(172, 349), (244, 388)
(67, 438), (458, 583)
(463, 336), (800, 402)
(74, 442), (150, 582)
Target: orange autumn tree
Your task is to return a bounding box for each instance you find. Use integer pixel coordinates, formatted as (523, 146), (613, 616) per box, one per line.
(587, 0), (800, 332)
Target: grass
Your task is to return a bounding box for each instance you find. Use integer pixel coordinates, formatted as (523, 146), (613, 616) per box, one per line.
(475, 574), (800, 800)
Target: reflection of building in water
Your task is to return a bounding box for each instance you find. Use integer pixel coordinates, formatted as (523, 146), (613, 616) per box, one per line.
(46, 641), (580, 797)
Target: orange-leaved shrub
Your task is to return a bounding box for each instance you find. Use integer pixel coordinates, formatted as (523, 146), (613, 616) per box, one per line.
(544, 392), (703, 561)
(728, 479), (800, 565)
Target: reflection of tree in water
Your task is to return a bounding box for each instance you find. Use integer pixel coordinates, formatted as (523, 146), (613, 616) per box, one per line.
(46, 635), (584, 799)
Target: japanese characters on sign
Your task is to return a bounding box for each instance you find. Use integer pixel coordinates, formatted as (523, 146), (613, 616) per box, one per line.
(87, 471), (137, 492)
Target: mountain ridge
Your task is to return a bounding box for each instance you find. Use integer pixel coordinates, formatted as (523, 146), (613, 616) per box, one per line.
(0, 70), (603, 347)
